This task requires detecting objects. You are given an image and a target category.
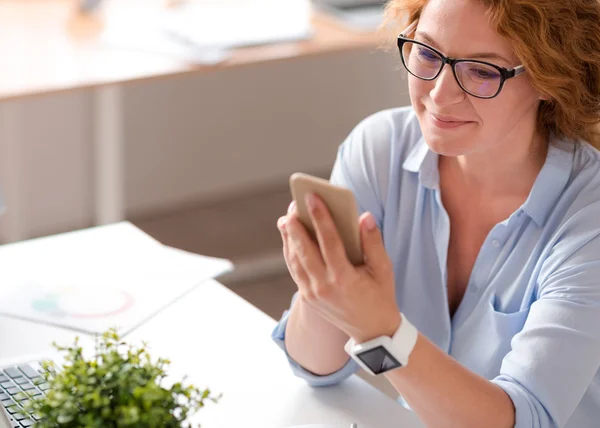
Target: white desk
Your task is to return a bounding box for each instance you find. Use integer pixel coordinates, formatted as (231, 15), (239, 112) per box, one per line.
(1, 279), (424, 428)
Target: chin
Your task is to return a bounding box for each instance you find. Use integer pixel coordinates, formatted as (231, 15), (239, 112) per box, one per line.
(421, 126), (479, 157)
(424, 138), (471, 157)
(415, 110), (479, 156)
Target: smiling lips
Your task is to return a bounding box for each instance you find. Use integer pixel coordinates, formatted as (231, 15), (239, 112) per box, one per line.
(430, 112), (473, 129)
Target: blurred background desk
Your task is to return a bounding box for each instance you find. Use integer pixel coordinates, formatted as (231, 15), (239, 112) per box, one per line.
(0, 0), (386, 225)
(0, 0), (384, 99)
(0, 0), (407, 399)
(0, 0), (405, 242)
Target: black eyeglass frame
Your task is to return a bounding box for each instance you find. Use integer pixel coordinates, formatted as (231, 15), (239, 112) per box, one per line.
(397, 22), (526, 99)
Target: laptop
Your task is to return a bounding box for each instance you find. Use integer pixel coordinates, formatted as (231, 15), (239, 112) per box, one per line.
(0, 360), (50, 428)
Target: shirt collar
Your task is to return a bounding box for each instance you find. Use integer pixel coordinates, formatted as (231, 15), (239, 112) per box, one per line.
(402, 136), (440, 189)
(402, 133), (575, 226)
(521, 134), (574, 227)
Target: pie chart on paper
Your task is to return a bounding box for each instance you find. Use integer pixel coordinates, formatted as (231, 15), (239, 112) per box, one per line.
(31, 285), (135, 319)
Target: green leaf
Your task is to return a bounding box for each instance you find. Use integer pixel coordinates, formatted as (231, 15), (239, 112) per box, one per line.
(22, 328), (220, 426)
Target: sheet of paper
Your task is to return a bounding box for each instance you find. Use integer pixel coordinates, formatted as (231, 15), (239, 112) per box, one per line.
(101, 9), (231, 65)
(313, 1), (385, 31)
(101, 0), (312, 65)
(0, 222), (233, 336)
(160, 0), (312, 49)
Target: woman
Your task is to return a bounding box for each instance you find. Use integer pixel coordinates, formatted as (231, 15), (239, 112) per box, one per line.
(272, 0), (600, 427)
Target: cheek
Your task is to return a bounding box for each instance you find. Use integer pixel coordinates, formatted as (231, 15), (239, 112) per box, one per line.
(474, 89), (538, 135)
(469, 100), (495, 125)
(408, 77), (429, 101)
(408, 78), (432, 114)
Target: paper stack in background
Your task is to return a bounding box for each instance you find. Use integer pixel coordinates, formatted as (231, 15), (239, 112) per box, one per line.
(312, 0), (386, 31)
(101, 0), (312, 65)
(0, 222), (233, 336)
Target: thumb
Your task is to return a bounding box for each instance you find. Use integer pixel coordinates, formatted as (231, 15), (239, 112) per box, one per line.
(359, 212), (390, 275)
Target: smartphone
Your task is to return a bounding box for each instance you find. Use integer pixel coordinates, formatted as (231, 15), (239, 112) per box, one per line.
(289, 172), (363, 265)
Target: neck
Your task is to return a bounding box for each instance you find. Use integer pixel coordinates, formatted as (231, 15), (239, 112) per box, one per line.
(440, 128), (548, 199)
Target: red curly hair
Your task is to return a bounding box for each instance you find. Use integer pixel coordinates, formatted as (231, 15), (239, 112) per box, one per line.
(383, 0), (600, 148)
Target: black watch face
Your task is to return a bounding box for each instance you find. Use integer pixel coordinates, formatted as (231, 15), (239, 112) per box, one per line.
(357, 345), (402, 374)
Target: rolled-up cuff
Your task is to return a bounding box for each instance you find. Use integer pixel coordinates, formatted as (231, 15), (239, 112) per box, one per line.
(271, 307), (359, 387)
(492, 376), (538, 428)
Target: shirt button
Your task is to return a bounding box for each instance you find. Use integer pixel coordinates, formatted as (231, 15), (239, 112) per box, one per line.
(491, 239), (501, 248)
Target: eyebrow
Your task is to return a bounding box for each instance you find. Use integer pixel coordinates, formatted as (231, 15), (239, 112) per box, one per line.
(415, 31), (512, 64)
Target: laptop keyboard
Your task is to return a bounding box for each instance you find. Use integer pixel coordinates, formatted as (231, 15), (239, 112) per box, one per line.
(0, 363), (49, 427)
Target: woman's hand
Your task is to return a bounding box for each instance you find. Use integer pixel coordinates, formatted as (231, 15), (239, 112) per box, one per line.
(277, 193), (401, 343)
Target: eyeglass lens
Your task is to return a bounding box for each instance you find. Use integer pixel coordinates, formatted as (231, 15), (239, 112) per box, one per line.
(401, 41), (503, 98)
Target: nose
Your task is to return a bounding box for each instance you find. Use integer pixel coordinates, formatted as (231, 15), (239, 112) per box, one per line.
(429, 64), (466, 107)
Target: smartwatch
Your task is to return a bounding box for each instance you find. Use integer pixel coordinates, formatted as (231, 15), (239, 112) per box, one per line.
(344, 313), (418, 376)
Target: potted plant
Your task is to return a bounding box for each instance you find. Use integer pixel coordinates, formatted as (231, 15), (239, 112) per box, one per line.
(21, 328), (220, 427)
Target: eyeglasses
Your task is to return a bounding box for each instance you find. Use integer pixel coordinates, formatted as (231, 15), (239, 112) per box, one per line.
(397, 21), (526, 99)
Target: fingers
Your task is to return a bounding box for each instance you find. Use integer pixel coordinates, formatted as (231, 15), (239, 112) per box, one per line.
(359, 212), (393, 280)
(304, 194), (352, 279)
(278, 199), (328, 292)
(285, 214), (327, 284)
(278, 215), (309, 287)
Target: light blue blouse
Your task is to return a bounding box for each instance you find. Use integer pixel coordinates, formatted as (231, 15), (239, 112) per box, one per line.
(272, 106), (600, 428)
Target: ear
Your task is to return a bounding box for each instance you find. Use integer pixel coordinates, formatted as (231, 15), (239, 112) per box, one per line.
(537, 90), (551, 101)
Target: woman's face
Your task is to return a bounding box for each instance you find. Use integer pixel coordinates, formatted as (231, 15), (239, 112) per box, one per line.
(409, 0), (542, 157)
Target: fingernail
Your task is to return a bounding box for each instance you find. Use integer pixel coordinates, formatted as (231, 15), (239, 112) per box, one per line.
(305, 193), (317, 211)
(364, 213), (376, 231)
(278, 217), (287, 231)
(288, 201), (296, 213)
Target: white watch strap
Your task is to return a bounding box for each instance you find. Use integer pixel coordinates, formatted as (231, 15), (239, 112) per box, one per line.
(344, 312), (419, 375)
(391, 313), (418, 366)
